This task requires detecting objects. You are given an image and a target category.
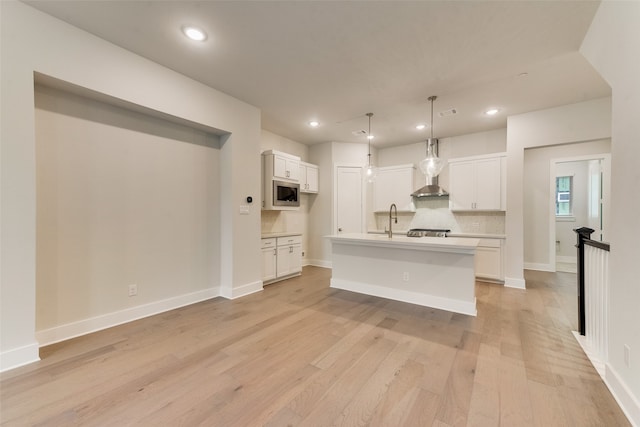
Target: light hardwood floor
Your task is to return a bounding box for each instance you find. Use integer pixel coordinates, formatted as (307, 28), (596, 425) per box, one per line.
(1, 267), (630, 426)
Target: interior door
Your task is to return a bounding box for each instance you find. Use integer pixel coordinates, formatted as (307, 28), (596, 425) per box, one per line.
(336, 166), (363, 234)
(588, 159), (603, 241)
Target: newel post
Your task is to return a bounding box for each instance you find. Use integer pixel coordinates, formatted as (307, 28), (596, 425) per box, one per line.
(574, 227), (594, 336)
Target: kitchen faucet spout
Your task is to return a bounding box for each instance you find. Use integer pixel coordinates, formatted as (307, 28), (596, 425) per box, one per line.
(388, 203), (398, 239)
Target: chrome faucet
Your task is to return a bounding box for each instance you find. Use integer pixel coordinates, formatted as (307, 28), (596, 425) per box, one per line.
(388, 203), (398, 238)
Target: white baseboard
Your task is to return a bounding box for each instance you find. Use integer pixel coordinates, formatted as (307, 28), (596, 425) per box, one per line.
(36, 287), (220, 348)
(307, 259), (332, 269)
(219, 280), (263, 300)
(0, 342), (40, 373)
(556, 255), (577, 264)
(605, 364), (640, 427)
(524, 262), (555, 272)
(504, 276), (526, 289)
(572, 331), (639, 426)
(572, 331), (606, 376)
(330, 278), (477, 317)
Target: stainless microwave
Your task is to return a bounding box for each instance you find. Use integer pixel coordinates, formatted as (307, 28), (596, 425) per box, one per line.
(268, 180), (300, 209)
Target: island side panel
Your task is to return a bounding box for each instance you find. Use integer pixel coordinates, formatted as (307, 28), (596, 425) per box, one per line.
(330, 241), (477, 316)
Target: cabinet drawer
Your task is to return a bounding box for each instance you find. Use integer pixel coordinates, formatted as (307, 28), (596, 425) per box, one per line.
(261, 238), (277, 249)
(277, 235), (302, 247)
(477, 238), (501, 248)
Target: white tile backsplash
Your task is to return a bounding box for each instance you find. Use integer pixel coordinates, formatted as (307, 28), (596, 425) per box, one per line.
(373, 197), (505, 234)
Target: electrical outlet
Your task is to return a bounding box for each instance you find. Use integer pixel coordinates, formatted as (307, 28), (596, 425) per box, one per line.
(624, 345), (630, 367)
(403, 272), (410, 282)
(128, 284), (138, 297)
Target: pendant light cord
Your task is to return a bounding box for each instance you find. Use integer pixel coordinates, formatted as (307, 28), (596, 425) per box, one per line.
(427, 96), (437, 156)
(366, 112), (373, 166)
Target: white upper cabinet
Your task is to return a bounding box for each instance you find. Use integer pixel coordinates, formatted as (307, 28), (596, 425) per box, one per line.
(449, 153), (506, 211)
(299, 161), (319, 193)
(373, 164), (415, 212)
(264, 150), (300, 182)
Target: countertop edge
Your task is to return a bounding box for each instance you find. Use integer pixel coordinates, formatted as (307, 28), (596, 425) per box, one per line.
(367, 230), (505, 239)
(327, 233), (480, 254)
(261, 232), (303, 239)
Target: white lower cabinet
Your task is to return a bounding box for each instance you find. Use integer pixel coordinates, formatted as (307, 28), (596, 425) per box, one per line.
(262, 235), (302, 284)
(475, 238), (504, 282)
(261, 238), (277, 282)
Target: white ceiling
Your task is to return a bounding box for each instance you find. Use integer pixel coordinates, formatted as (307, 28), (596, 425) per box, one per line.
(25, 0), (611, 148)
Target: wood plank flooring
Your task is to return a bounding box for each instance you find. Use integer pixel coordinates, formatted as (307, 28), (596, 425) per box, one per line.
(0, 267), (630, 426)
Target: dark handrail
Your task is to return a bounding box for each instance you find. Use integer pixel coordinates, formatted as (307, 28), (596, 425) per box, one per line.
(574, 227), (611, 336)
(584, 239), (611, 252)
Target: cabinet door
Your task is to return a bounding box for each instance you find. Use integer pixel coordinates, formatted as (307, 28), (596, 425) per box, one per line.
(299, 164), (307, 191)
(449, 161), (476, 210)
(273, 155), (288, 179)
(276, 246), (291, 277)
(286, 158), (300, 181)
(474, 158), (502, 210)
(261, 247), (277, 282)
(475, 246), (502, 280)
(305, 165), (318, 193)
(276, 245), (302, 278)
(290, 244), (302, 274)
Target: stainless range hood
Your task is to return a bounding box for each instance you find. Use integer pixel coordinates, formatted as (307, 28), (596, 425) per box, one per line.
(411, 176), (449, 198)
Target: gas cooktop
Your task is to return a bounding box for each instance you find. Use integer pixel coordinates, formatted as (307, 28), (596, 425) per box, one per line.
(406, 228), (450, 238)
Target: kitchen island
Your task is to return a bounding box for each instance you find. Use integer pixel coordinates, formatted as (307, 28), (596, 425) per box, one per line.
(328, 233), (479, 316)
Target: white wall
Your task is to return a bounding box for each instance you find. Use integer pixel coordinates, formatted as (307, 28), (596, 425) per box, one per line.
(308, 142), (369, 267)
(581, 2), (640, 423)
(34, 85), (221, 334)
(308, 142), (334, 267)
(522, 140), (610, 269)
(1, 2), (261, 371)
(505, 97), (611, 288)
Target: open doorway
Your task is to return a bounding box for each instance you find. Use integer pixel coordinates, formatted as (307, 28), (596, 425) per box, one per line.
(551, 154), (610, 273)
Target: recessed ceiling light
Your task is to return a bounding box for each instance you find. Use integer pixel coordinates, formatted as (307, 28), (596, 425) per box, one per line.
(416, 124), (426, 130)
(485, 109), (500, 116)
(182, 25), (207, 42)
(367, 135), (375, 140)
(308, 120), (319, 127)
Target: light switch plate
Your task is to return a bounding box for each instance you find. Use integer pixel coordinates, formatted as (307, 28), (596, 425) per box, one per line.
(239, 205), (250, 215)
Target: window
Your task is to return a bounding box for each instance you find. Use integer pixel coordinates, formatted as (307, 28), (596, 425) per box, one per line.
(556, 176), (573, 216)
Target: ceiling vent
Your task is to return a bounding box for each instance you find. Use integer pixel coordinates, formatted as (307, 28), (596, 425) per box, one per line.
(439, 108), (457, 117)
(351, 129), (367, 136)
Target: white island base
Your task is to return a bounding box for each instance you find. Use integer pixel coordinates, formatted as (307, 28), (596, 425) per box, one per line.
(328, 234), (480, 316)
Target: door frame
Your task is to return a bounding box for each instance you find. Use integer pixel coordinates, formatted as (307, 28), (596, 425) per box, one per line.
(333, 163), (367, 235)
(548, 153), (611, 272)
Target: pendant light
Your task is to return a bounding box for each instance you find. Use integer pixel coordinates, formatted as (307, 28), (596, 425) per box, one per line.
(364, 112), (377, 183)
(418, 96), (445, 178)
